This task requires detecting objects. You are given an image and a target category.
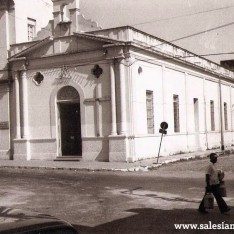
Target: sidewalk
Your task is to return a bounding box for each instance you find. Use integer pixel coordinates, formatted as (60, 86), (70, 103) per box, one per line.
(0, 148), (233, 172)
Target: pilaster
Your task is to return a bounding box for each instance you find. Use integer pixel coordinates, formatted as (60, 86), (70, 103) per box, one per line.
(110, 60), (117, 135)
(21, 70), (29, 139)
(0, 1), (10, 70)
(13, 71), (21, 139)
(119, 58), (127, 135)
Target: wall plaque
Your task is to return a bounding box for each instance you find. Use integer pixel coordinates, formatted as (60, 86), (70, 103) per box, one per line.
(0, 121), (9, 129)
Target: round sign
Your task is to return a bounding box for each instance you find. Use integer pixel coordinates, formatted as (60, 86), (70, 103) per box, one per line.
(160, 122), (168, 129)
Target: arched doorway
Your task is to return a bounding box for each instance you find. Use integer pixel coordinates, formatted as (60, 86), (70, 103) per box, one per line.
(57, 86), (82, 156)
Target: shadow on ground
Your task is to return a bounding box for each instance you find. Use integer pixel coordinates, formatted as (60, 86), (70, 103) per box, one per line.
(73, 207), (233, 234)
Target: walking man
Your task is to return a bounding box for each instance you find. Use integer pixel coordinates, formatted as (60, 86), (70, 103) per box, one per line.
(198, 153), (231, 214)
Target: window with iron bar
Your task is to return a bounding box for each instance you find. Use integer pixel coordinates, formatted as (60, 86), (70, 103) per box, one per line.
(210, 100), (215, 131)
(224, 102), (228, 130)
(27, 18), (36, 41)
(146, 90), (154, 134)
(173, 94), (180, 132)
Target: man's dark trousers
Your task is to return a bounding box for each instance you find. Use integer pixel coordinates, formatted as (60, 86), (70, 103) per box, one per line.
(199, 184), (228, 213)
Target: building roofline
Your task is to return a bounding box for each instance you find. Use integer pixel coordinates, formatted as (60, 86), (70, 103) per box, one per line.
(9, 36), (54, 60)
(8, 25), (234, 81)
(73, 32), (125, 44)
(88, 25), (223, 68)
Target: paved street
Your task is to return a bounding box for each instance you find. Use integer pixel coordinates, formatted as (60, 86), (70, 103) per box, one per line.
(0, 155), (233, 233)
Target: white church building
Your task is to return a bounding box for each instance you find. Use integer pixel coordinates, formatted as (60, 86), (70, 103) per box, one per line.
(1, 0), (234, 162)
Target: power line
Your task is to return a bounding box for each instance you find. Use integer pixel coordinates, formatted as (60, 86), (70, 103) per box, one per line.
(133, 5), (234, 26)
(128, 52), (230, 68)
(3, 21), (234, 70)
(169, 22), (234, 44)
(5, 2), (234, 49)
(3, 49), (234, 76)
(128, 20), (234, 66)
(2, 2), (234, 70)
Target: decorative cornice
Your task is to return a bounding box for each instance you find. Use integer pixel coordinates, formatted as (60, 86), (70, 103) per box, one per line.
(9, 36), (53, 60)
(69, 8), (80, 12)
(10, 57), (28, 71)
(73, 32), (125, 44)
(90, 26), (234, 81)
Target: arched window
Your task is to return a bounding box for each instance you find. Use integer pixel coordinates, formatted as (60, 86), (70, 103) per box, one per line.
(57, 86), (80, 102)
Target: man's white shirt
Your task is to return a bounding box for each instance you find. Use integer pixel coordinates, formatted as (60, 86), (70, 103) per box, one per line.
(206, 163), (219, 185)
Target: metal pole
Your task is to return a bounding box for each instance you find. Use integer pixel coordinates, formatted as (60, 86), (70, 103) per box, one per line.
(157, 133), (164, 164)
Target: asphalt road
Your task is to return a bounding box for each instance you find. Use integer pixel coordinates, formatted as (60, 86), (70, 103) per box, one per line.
(0, 156), (233, 233)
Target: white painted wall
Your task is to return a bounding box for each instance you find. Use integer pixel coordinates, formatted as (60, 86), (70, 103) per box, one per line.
(130, 55), (234, 159)
(7, 23), (234, 161)
(14, 0), (53, 43)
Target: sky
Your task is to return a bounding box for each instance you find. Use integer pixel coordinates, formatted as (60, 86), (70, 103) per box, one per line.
(78, 0), (234, 64)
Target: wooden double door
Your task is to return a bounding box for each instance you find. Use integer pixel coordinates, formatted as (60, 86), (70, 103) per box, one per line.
(58, 103), (82, 156)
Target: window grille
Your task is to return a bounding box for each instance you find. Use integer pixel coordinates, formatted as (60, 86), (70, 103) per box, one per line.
(173, 94), (180, 132)
(146, 90), (154, 134)
(57, 86), (80, 102)
(194, 98), (199, 132)
(224, 102), (228, 130)
(27, 18), (36, 41)
(210, 100), (215, 131)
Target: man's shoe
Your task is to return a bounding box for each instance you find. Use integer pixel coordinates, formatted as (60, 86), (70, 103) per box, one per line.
(221, 207), (231, 214)
(198, 209), (208, 214)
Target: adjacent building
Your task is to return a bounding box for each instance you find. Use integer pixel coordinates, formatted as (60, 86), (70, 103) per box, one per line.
(1, 0), (234, 162)
(0, 0), (53, 159)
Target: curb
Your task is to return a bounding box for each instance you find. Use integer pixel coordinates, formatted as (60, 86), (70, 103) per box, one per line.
(122, 149), (234, 172)
(117, 155), (207, 172)
(0, 149), (233, 172)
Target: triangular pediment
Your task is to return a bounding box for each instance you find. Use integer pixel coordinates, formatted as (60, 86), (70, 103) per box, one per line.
(9, 33), (123, 61)
(9, 36), (54, 60)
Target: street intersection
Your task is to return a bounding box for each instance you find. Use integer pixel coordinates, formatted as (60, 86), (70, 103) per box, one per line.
(0, 155), (233, 233)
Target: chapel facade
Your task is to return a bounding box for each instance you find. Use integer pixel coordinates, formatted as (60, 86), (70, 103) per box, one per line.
(1, 0), (234, 162)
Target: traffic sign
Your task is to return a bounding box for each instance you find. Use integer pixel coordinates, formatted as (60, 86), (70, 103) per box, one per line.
(160, 122), (168, 130)
(159, 129), (167, 134)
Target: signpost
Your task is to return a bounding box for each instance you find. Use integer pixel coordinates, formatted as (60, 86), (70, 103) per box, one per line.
(157, 122), (168, 164)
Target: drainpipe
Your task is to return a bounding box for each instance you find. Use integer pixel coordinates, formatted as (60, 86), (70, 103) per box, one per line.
(219, 79), (224, 150)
